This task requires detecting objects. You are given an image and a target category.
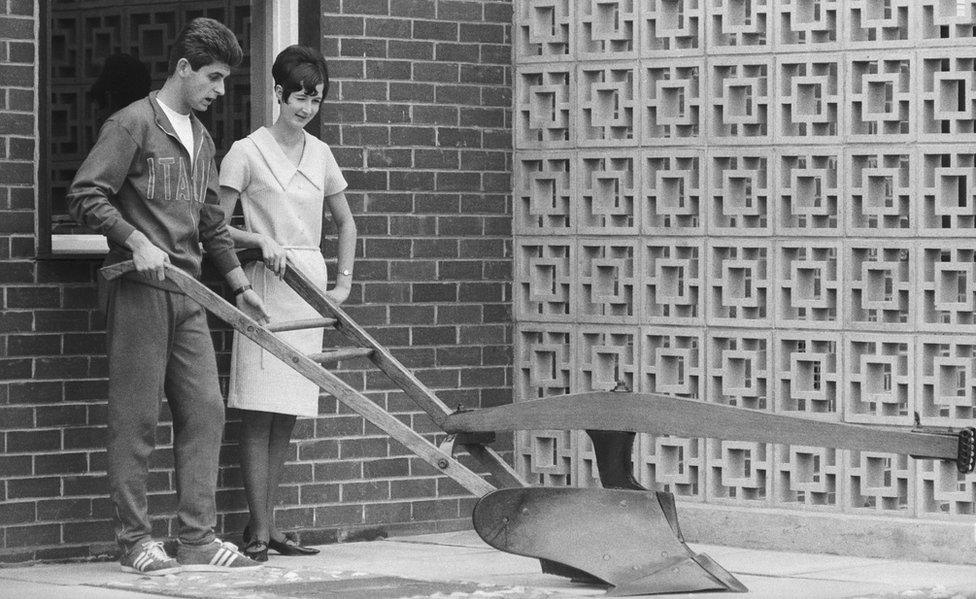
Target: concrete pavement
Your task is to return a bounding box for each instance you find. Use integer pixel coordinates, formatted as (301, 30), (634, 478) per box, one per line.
(0, 530), (974, 598)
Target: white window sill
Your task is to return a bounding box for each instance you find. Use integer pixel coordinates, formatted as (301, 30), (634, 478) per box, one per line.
(50, 234), (108, 255)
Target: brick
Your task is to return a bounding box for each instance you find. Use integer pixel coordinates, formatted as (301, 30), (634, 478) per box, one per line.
(362, 457), (410, 478)
(438, 215), (483, 235)
(340, 37), (387, 58)
(8, 477), (60, 499)
(339, 80), (388, 102)
(460, 107), (505, 128)
(321, 15), (364, 36)
(34, 452), (87, 474)
(459, 23), (505, 43)
(438, 1), (483, 21)
(312, 460), (362, 481)
(435, 84), (481, 105)
(414, 20), (458, 41)
(435, 345), (480, 366)
(0, 358), (30, 380)
(6, 286), (60, 308)
(388, 169), (435, 190)
(481, 345), (511, 366)
(6, 428), (61, 452)
(461, 194), (509, 213)
(35, 403), (86, 427)
(340, 125), (390, 147)
(437, 43), (480, 64)
(391, 478), (436, 498)
(0, 209), (32, 231)
(482, 172), (512, 193)
(460, 366), (506, 387)
(364, 16), (412, 38)
(411, 325), (457, 345)
(365, 59), (412, 80)
(63, 426), (105, 450)
(0, 17), (33, 39)
(314, 504), (364, 527)
(367, 148), (411, 167)
(388, 40), (434, 61)
(413, 106), (458, 126)
(4, 523), (60, 547)
(482, 83), (511, 107)
(484, 2), (513, 23)
(64, 379), (107, 402)
(9, 1), (36, 16)
(391, 125), (436, 146)
(0, 260), (33, 284)
(481, 43), (510, 65)
(412, 498), (459, 520)
(339, 436), (388, 459)
(435, 171), (480, 192)
(0, 113), (32, 135)
(412, 238), (458, 258)
(412, 62), (458, 83)
(299, 482), (340, 503)
(436, 304), (482, 323)
(388, 215), (436, 236)
(364, 501), (413, 524)
(390, 0), (435, 18)
(8, 41), (34, 63)
(36, 498), (93, 521)
(438, 260), (483, 280)
(0, 455), (32, 477)
(0, 500), (35, 525)
(389, 81), (434, 102)
(390, 260), (436, 281)
(8, 137), (34, 160)
(36, 261), (97, 283)
(459, 282), (504, 302)
(483, 214), (512, 235)
(63, 333), (106, 355)
(63, 520), (114, 543)
(460, 64), (505, 85)
(7, 381), (62, 404)
(437, 127), (480, 147)
(415, 193), (460, 214)
(34, 310), (89, 332)
(342, 480), (389, 502)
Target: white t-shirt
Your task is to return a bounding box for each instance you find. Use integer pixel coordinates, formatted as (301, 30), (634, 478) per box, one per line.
(157, 98), (195, 165)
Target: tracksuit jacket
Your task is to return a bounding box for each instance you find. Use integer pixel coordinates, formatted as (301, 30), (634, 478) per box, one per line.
(67, 91), (240, 280)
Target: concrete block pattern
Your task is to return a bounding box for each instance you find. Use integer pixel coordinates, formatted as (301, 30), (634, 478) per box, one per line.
(578, 151), (640, 234)
(772, 444), (841, 509)
(918, 0), (976, 45)
(641, 325), (705, 397)
(514, 66), (575, 149)
(705, 0), (773, 53)
(641, 58), (705, 144)
(918, 49), (976, 141)
(707, 56), (773, 143)
(846, 0), (912, 48)
(640, 0), (704, 55)
(774, 55), (842, 143)
(775, 150), (842, 234)
(513, 151), (575, 235)
(577, 62), (639, 146)
(706, 328), (772, 410)
(636, 435), (707, 500)
(514, 0), (574, 61)
(706, 439), (773, 504)
(643, 239), (705, 325)
(774, 0), (841, 50)
(774, 241), (843, 328)
(577, 239), (640, 322)
(773, 331), (842, 420)
(642, 149), (706, 234)
(578, 0), (638, 59)
(843, 450), (914, 515)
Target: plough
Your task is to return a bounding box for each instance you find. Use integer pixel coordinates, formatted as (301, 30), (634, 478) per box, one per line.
(102, 253), (976, 596)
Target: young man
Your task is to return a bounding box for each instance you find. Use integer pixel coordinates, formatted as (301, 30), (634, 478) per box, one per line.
(67, 18), (268, 575)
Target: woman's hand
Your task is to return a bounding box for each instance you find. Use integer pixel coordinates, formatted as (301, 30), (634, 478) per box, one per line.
(325, 283), (351, 306)
(258, 236), (287, 277)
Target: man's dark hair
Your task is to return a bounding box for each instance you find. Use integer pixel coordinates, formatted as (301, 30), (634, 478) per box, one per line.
(168, 17), (243, 76)
(272, 45), (329, 103)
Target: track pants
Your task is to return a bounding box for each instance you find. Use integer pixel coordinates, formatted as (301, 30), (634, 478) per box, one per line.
(105, 278), (225, 554)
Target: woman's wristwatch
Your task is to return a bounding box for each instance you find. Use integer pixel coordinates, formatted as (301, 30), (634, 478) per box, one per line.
(338, 268), (352, 277)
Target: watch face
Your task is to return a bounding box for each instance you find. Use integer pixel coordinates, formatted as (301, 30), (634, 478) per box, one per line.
(340, 269), (352, 276)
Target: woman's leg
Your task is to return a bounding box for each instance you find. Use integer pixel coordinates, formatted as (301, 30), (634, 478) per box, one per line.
(265, 413), (297, 542)
(239, 410), (274, 542)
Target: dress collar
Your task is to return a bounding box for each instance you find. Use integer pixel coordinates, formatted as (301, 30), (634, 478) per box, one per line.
(247, 126), (323, 191)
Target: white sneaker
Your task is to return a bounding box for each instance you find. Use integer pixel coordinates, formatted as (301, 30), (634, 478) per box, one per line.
(120, 540), (181, 576)
(177, 538), (263, 572)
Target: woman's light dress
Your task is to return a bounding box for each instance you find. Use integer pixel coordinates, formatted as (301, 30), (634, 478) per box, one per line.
(220, 126), (347, 417)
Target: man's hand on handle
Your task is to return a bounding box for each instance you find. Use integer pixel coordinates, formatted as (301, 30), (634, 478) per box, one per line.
(236, 289), (270, 326)
(124, 230), (170, 282)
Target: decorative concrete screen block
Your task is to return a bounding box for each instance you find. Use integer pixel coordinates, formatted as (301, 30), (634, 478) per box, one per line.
(640, 0), (703, 55)
(775, 150), (842, 234)
(641, 326), (705, 397)
(578, 239), (639, 321)
(577, 63), (638, 146)
(515, 0), (573, 61)
(775, 57), (841, 143)
(578, 152), (639, 234)
(642, 58), (704, 144)
(707, 240), (772, 324)
(706, 439), (772, 504)
(844, 451), (913, 514)
(847, 243), (913, 329)
(578, 325), (638, 392)
(643, 240), (704, 325)
(918, 244), (976, 331)
(845, 333), (914, 425)
(846, 0), (912, 47)
(918, 50), (976, 140)
(643, 149), (705, 234)
(774, 0), (841, 49)
(636, 435), (706, 500)
(707, 57), (772, 142)
(708, 150), (771, 235)
(917, 458), (976, 516)
(706, 0), (772, 52)
(514, 238), (574, 321)
(919, 0), (976, 44)
(515, 325), (575, 399)
(514, 152), (575, 235)
(774, 332), (842, 420)
(511, 0), (976, 543)
(774, 241), (842, 328)
(772, 445), (840, 509)
(707, 329), (771, 410)
(848, 55), (913, 141)
(515, 66), (574, 149)
(919, 146), (976, 235)
(846, 149), (913, 235)
(517, 429), (577, 486)
(916, 335), (976, 426)
(578, 0), (637, 58)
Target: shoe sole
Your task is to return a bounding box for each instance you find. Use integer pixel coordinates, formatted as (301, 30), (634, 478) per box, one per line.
(179, 563), (264, 572)
(121, 564), (182, 576)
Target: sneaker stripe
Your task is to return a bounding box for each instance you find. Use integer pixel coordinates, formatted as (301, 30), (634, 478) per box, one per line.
(212, 547), (233, 567)
(133, 554), (149, 570)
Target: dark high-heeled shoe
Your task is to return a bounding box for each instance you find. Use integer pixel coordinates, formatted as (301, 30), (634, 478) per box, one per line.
(268, 533), (319, 556)
(243, 539), (268, 562)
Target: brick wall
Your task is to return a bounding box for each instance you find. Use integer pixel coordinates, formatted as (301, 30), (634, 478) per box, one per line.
(0, 0), (513, 562)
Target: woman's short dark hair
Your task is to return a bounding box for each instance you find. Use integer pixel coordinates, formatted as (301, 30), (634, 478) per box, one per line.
(272, 45), (329, 103)
(168, 17), (243, 75)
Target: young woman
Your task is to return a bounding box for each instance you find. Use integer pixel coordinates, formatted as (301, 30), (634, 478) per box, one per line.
(219, 45), (357, 561)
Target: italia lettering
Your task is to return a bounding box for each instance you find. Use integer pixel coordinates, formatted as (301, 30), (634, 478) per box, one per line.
(145, 155), (205, 203)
